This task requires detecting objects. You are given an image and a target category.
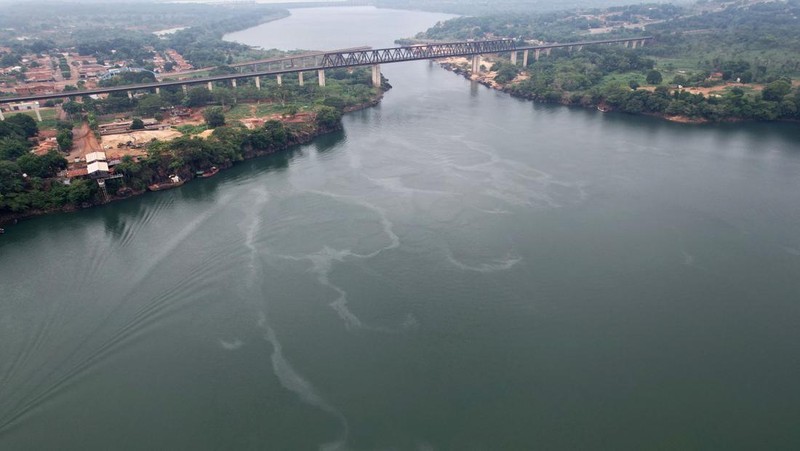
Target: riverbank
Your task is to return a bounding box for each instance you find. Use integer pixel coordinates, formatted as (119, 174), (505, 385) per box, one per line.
(0, 90), (387, 228)
(436, 57), (795, 125)
(437, 59), (705, 124)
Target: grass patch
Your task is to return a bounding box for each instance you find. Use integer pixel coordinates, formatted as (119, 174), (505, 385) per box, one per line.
(599, 72), (648, 88)
(255, 103), (284, 116)
(174, 124), (207, 135)
(3, 108), (59, 129)
(225, 104), (254, 121)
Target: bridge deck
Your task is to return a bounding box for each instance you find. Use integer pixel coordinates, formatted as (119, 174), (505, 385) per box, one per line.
(1, 37), (653, 105)
(156, 46), (374, 79)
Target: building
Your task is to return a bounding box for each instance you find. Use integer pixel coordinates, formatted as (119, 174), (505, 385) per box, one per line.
(79, 64), (108, 79)
(85, 152), (110, 178)
(1, 101), (40, 112)
(87, 161), (110, 178)
(15, 84), (54, 95)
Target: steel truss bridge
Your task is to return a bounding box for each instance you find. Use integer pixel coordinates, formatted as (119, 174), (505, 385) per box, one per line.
(0, 37), (653, 108)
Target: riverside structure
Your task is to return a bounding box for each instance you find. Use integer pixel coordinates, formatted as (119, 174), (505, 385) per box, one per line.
(0, 36), (653, 119)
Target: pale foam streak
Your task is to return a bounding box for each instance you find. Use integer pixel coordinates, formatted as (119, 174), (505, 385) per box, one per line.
(301, 189), (400, 258)
(219, 339), (244, 351)
(239, 187), (271, 276)
(257, 314), (348, 451)
(442, 135), (587, 208)
(272, 189), (404, 332)
(241, 198), (349, 450)
(446, 250), (522, 273)
(681, 250), (696, 266)
(365, 175), (456, 197)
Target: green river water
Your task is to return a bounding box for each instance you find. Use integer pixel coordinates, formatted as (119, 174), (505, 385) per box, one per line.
(1, 7), (799, 450)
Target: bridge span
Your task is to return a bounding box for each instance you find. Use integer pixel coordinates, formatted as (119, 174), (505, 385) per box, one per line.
(0, 37), (653, 119)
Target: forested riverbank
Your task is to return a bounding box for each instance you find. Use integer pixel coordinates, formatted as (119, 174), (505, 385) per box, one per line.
(0, 78), (387, 226)
(413, 0), (800, 123)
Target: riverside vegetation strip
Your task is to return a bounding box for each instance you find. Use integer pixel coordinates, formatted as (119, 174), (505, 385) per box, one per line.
(0, 66), (387, 225)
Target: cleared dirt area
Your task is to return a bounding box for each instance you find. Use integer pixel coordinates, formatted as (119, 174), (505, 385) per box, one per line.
(101, 129), (183, 149)
(638, 82), (767, 96)
(438, 56), (503, 88)
(70, 123), (101, 160)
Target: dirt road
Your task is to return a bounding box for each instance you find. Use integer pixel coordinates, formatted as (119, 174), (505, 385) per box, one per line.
(70, 122), (102, 159)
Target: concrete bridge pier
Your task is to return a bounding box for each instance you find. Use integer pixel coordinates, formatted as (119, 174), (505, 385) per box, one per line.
(34, 103), (42, 122)
(523, 50), (529, 66)
(624, 41), (630, 48)
(471, 55), (481, 74)
(510, 51), (517, 65)
(127, 91), (133, 100)
(545, 48), (552, 56)
(207, 82), (214, 92)
(0, 108), (5, 121)
(255, 76), (261, 90)
(232, 79), (237, 88)
(372, 64), (381, 87)
(639, 39), (646, 48)
(318, 70), (326, 87)
(277, 74), (283, 86)
(155, 87), (160, 95)
(534, 49), (541, 61)
(577, 45), (583, 51)
(298, 72), (304, 86)
(182, 85), (188, 94)
(631, 40), (638, 49)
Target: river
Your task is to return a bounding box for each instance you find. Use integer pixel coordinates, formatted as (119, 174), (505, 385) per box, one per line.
(2, 6), (800, 450)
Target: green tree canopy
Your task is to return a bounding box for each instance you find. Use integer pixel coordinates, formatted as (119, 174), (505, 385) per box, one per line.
(646, 70), (663, 85)
(4, 114), (38, 138)
(203, 107), (226, 128)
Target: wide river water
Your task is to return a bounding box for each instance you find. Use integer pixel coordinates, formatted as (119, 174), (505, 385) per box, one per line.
(2, 7), (800, 450)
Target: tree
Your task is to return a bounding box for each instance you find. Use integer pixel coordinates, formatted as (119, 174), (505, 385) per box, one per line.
(131, 118), (145, 130)
(646, 70), (663, 85)
(203, 107), (225, 128)
(212, 87), (235, 107)
(4, 114), (38, 138)
(0, 160), (23, 193)
(67, 179), (93, 204)
(184, 87), (212, 107)
(62, 101), (83, 119)
(56, 129), (73, 152)
(0, 137), (30, 160)
(762, 80), (791, 102)
(315, 106), (342, 129)
(672, 74), (687, 86)
(137, 94), (163, 117)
